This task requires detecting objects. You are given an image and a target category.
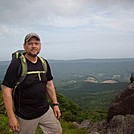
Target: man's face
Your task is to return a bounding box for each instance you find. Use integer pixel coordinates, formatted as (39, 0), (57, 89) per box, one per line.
(24, 37), (41, 57)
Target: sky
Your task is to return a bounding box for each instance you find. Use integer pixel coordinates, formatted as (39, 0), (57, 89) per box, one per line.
(0, 0), (134, 61)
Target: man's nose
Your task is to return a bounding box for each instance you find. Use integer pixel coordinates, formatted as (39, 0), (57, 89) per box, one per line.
(31, 43), (37, 47)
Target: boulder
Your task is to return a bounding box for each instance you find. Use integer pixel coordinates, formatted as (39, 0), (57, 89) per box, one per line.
(107, 114), (134, 134)
(107, 82), (134, 122)
(79, 114), (134, 134)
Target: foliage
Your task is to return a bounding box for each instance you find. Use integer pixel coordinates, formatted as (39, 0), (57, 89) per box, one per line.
(0, 89), (6, 115)
(56, 92), (107, 122)
(58, 82), (129, 111)
(0, 115), (12, 134)
(61, 119), (87, 134)
(57, 93), (85, 122)
(84, 110), (107, 122)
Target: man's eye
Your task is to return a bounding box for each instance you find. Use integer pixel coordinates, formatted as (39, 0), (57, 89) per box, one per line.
(27, 42), (40, 46)
(28, 43), (33, 45)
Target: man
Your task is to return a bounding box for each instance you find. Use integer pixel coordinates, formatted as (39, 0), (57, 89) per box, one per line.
(2, 33), (62, 134)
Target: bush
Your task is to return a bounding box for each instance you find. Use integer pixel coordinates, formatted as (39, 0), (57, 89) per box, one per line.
(0, 115), (13, 134)
(61, 119), (87, 134)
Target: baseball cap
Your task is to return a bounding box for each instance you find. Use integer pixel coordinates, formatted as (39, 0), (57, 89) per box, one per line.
(24, 33), (40, 43)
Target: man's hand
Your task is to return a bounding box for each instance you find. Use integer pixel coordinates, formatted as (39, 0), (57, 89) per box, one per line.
(8, 116), (20, 132)
(53, 106), (61, 119)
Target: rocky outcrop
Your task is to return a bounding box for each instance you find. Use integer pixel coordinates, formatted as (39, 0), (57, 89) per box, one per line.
(78, 114), (134, 134)
(107, 114), (134, 134)
(79, 119), (107, 134)
(107, 82), (134, 122)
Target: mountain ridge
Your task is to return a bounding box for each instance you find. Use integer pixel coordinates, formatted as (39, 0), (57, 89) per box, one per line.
(1, 57), (134, 63)
(0, 58), (134, 83)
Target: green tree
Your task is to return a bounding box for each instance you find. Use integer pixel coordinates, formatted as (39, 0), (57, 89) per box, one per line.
(57, 93), (84, 122)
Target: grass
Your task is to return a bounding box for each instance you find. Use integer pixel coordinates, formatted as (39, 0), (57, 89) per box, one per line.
(0, 115), (87, 134)
(60, 119), (87, 134)
(0, 115), (13, 134)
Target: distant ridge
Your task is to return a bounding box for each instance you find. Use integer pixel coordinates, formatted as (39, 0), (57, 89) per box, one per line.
(1, 58), (134, 63)
(48, 58), (134, 63)
(0, 61), (10, 65)
(0, 58), (134, 83)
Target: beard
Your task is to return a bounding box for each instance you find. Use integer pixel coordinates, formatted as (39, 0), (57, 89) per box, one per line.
(27, 50), (40, 57)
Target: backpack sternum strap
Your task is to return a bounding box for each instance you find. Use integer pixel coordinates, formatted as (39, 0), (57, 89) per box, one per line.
(27, 71), (46, 74)
(27, 71), (46, 81)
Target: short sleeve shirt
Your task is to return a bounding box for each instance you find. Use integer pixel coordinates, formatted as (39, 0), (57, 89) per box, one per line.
(2, 57), (53, 119)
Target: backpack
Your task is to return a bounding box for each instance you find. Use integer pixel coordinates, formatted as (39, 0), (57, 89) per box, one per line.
(12, 50), (47, 90)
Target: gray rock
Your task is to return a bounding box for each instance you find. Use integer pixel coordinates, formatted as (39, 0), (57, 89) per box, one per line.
(79, 114), (134, 134)
(107, 82), (134, 122)
(107, 114), (134, 134)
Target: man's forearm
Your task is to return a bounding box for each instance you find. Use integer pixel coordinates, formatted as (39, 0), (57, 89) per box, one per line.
(46, 81), (58, 104)
(2, 85), (20, 132)
(2, 86), (15, 118)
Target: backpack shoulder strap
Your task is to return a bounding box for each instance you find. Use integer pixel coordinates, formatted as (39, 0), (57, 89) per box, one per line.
(19, 54), (27, 82)
(13, 54), (27, 96)
(38, 57), (47, 74)
(14, 54), (27, 89)
(12, 50), (26, 62)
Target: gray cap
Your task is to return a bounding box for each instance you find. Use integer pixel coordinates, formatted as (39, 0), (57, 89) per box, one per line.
(24, 33), (40, 43)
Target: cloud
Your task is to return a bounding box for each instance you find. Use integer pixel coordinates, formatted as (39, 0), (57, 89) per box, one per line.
(0, 0), (134, 30)
(0, 0), (134, 60)
(0, 0), (134, 41)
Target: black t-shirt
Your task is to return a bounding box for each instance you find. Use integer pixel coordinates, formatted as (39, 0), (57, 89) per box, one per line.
(2, 57), (53, 119)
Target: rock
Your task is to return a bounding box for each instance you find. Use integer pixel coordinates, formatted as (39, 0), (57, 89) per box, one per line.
(78, 120), (93, 129)
(107, 82), (134, 122)
(107, 114), (134, 134)
(79, 119), (108, 134)
(78, 114), (134, 134)
(72, 121), (79, 127)
(89, 131), (100, 134)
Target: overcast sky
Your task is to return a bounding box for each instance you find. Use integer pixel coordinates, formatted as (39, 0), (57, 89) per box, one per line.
(0, 0), (134, 61)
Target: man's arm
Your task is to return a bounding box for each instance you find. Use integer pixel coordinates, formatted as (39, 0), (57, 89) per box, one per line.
(46, 80), (61, 119)
(2, 85), (20, 132)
